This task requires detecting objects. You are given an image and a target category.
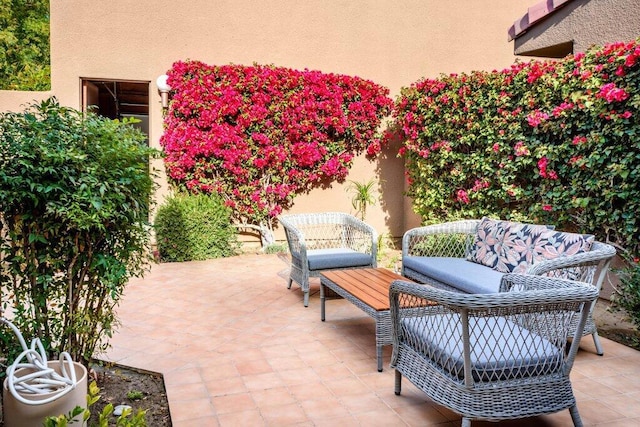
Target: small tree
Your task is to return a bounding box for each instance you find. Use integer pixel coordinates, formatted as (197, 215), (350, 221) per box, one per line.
(0, 98), (157, 364)
(347, 179), (377, 221)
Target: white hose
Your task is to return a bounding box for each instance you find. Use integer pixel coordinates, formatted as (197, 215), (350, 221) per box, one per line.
(1, 317), (78, 405)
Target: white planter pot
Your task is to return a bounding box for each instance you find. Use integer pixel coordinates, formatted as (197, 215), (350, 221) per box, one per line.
(2, 360), (88, 427)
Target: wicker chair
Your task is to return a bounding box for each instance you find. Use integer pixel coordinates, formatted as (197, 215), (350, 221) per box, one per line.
(389, 274), (599, 427)
(278, 212), (377, 306)
(402, 219), (616, 355)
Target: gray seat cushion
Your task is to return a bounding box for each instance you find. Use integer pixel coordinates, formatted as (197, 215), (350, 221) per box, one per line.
(402, 314), (563, 382)
(307, 248), (372, 271)
(403, 257), (504, 293)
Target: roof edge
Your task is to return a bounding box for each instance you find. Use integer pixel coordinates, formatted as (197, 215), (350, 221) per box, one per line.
(508, 0), (573, 42)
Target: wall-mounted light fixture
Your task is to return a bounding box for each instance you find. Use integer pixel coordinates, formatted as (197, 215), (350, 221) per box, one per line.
(156, 74), (171, 108)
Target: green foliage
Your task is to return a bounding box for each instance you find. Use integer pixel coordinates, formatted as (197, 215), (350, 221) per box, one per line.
(347, 179), (377, 221)
(612, 254), (640, 329)
(0, 98), (157, 364)
(391, 39), (640, 257)
(0, 0), (50, 90)
(154, 193), (239, 262)
(264, 243), (288, 254)
(44, 381), (147, 427)
(126, 390), (144, 401)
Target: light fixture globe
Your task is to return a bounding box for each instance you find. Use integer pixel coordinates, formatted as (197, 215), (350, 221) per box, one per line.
(156, 74), (171, 108)
(156, 74), (170, 92)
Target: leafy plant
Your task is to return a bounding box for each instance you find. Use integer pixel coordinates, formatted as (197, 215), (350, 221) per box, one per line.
(0, 98), (157, 364)
(127, 390), (145, 401)
(160, 60), (393, 243)
(44, 381), (147, 427)
(154, 193), (240, 262)
(264, 242), (288, 254)
(347, 179), (377, 221)
(0, 0), (50, 90)
(390, 38), (640, 255)
(612, 254), (640, 329)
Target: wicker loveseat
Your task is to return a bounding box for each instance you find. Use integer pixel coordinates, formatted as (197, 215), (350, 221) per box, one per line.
(279, 212), (377, 306)
(390, 274), (599, 426)
(401, 218), (616, 355)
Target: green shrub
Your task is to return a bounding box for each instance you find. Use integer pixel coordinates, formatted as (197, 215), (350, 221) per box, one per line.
(391, 39), (640, 255)
(154, 193), (239, 262)
(612, 254), (640, 329)
(0, 98), (157, 365)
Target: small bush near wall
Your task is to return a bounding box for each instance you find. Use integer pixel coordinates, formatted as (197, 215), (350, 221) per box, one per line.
(154, 193), (240, 262)
(391, 38), (640, 257)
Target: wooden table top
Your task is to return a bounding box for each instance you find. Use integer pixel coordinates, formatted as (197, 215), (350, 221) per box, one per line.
(320, 268), (410, 311)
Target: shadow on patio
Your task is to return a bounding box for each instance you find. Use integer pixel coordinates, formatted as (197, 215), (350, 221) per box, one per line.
(101, 254), (640, 426)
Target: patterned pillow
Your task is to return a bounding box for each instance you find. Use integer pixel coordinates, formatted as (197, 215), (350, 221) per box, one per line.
(466, 218), (509, 269)
(500, 228), (594, 274)
(495, 222), (554, 273)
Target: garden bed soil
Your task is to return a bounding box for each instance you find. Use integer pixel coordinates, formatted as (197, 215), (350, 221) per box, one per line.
(87, 363), (171, 426)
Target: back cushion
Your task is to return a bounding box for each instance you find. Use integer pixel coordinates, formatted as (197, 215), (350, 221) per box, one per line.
(495, 223), (556, 273)
(468, 218), (560, 273)
(466, 218), (509, 269)
(498, 228), (594, 274)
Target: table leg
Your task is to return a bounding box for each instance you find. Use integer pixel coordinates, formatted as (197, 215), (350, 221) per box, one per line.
(320, 281), (326, 321)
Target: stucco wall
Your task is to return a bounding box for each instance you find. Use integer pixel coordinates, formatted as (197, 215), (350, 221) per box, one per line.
(514, 0), (640, 56)
(0, 90), (52, 112)
(4, 0), (532, 244)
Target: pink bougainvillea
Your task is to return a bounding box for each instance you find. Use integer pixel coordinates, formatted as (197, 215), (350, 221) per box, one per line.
(389, 37), (640, 252)
(160, 60), (393, 228)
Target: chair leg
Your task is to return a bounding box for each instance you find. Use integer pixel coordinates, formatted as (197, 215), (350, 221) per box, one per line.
(287, 278), (293, 289)
(569, 405), (584, 427)
(592, 331), (604, 356)
(303, 290), (309, 307)
(394, 370), (402, 395)
(461, 418), (472, 427)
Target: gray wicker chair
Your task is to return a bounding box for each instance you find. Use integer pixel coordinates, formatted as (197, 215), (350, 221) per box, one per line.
(278, 212), (377, 306)
(402, 219), (616, 355)
(390, 274), (599, 427)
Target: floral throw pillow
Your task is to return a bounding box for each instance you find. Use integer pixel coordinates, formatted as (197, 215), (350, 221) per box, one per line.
(495, 223), (555, 273)
(499, 228), (594, 274)
(466, 218), (509, 269)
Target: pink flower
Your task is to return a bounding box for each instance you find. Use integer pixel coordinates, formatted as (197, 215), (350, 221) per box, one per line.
(514, 141), (530, 156)
(597, 83), (629, 103)
(572, 135), (588, 145)
(456, 189), (470, 204)
(542, 204), (552, 212)
(526, 110), (549, 127)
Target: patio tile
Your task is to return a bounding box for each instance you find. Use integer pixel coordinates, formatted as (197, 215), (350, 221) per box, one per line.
(210, 392), (255, 414)
(100, 254), (640, 426)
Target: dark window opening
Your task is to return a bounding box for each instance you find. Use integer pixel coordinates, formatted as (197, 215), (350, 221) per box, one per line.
(81, 79), (150, 141)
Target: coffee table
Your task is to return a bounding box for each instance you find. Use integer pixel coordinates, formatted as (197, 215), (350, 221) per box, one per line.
(320, 268), (410, 372)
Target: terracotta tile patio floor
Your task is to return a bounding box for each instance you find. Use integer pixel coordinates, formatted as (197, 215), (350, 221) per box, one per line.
(100, 254), (640, 426)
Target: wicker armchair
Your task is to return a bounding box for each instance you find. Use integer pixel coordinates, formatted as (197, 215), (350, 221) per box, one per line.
(278, 212), (377, 306)
(390, 274), (599, 427)
(402, 219), (616, 355)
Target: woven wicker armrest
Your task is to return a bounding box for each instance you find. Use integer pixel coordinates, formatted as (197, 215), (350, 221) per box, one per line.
(526, 241), (616, 276)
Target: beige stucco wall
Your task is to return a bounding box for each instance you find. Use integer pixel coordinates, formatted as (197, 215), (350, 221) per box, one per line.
(514, 0), (640, 56)
(2, 0), (532, 244)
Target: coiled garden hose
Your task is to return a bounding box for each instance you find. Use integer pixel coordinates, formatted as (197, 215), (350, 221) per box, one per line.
(1, 317), (78, 405)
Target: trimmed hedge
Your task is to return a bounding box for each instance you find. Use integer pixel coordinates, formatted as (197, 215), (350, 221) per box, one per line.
(154, 193), (239, 262)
